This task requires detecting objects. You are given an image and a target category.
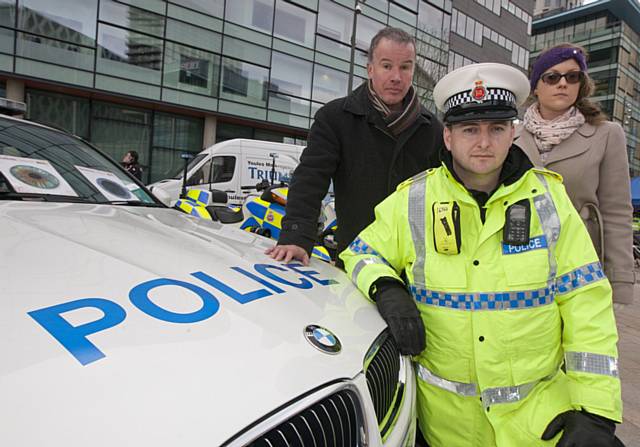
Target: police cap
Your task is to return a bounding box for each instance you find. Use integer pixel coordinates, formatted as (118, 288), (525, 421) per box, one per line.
(433, 62), (529, 124)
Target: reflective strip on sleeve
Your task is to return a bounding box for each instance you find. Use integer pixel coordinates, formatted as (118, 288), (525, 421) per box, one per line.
(408, 178), (427, 287)
(556, 261), (605, 294)
(351, 257), (390, 284)
(565, 351), (619, 378)
(533, 173), (561, 283)
(347, 237), (391, 284)
(416, 363), (556, 408)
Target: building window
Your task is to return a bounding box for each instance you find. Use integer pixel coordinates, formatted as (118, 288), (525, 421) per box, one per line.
(312, 64), (348, 104)
(90, 101), (152, 182)
(220, 57), (269, 107)
(273, 0), (315, 48)
(223, 65), (249, 96)
(317, 0), (351, 44)
(25, 89), (90, 138)
(355, 14), (385, 52)
(171, 0), (223, 18)
(225, 0), (274, 34)
(0, 0), (16, 28)
(18, 0), (98, 46)
(270, 51), (312, 99)
(163, 42), (220, 96)
(152, 112), (203, 183)
(97, 23), (164, 85)
(16, 32), (95, 71)
(215, 121), (305, 145)
(99, 0), (165, 38)
(418, 2), (444, 39)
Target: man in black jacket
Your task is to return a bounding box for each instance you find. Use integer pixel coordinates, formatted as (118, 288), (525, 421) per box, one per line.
(267, 27), (444, 267)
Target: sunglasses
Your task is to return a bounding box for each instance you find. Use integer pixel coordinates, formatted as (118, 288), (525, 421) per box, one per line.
(540, 70), (585, 85)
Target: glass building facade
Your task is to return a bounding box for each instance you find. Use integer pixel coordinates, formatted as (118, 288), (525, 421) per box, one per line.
(531, 0), (640, 174)
(0, 0), (452, 182)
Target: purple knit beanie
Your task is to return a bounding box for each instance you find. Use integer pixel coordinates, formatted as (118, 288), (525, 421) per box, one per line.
(529, 47), (588, 91)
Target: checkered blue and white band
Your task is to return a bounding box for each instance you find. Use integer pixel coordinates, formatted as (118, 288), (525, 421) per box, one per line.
(444, 88), (516, 113)
(410, 261), (604, 311)
(348, 237), (391, 284)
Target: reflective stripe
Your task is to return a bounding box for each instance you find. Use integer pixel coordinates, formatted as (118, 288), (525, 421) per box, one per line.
(482, 381), (540, 407)
(351, 257), (389, 284)
(410, 262), (605, 311)
(565, 351), (619, 378)
(411, 284), (554, 310)
(556, 261), (605, 295)
(416, 363), (555, 406)
(533, 174), (561, 283)
(348, 237), (391, 284)
(416, 363), (477, 396)
(408, 178), (427, 287)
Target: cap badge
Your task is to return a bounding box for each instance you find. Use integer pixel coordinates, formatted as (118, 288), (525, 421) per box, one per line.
(472, 80), (487, 102)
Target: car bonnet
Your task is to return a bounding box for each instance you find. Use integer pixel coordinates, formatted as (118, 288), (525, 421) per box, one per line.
(0, 201), (385, 446)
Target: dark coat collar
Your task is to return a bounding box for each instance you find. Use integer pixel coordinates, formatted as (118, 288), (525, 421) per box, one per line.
(343, 82), (433, 125)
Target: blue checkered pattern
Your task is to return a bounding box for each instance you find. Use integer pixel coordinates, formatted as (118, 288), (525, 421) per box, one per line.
(556, 261), (604, 295)
(411, 285), (554, 310)
(348, 237), (393, 270)
(412, 261), (605, 311)
(349, 237), (384, 258)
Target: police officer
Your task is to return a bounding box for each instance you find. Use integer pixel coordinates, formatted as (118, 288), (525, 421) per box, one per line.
(341, 63), (623, 446)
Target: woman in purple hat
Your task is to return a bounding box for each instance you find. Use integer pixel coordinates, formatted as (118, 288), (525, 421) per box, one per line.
(517, 42), (635, 306)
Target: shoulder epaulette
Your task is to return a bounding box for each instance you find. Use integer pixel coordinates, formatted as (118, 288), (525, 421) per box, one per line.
(531, 167), (563, 183)
(397, 168), (436, 191)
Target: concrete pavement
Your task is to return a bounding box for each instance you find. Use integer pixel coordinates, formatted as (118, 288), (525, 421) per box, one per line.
(616, 282), (640, 446)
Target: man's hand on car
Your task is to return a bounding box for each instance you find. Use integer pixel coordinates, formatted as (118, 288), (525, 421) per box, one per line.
(372, 278), (426, 356)
(266, 244), (310, 265)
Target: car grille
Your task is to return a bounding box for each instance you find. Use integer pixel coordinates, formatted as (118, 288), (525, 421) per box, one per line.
(365, 332), (402, 426)
(247, 388), (362, 447)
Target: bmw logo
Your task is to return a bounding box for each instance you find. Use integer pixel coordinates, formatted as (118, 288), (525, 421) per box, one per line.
(304, 325), (341, 354)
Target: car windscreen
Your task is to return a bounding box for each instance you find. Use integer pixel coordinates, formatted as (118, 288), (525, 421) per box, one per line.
(0, 116), (157, 205)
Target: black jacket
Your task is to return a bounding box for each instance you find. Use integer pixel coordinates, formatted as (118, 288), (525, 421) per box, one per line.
(279, 83), (444, 265)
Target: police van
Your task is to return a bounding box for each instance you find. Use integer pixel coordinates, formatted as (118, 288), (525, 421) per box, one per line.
(148, 138), (304, 206)
(0, 102), (417, 446)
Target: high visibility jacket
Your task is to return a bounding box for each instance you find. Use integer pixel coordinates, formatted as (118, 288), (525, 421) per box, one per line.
(341, 165), (622, 447)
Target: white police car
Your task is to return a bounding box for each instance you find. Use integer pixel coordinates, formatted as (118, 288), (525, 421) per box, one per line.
(0, 104), (416, 446)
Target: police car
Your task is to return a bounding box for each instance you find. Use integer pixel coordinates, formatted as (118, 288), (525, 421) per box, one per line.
(0, 100), (416, 447)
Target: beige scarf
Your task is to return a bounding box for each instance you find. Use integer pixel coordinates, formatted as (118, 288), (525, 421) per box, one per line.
(523, 103), (585, 163)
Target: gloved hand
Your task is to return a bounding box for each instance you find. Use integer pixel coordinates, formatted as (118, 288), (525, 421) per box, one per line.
(371, 279), (426, 356)
(541, 410), (618, 446)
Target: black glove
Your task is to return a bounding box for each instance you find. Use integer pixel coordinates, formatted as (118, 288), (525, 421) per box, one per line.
(541, 410), (620, 447)
(371, 279), (426, 356)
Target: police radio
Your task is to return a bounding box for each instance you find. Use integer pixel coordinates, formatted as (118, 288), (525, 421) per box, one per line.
(433, 201), (461, 255)
(503, 200), (530, 245)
